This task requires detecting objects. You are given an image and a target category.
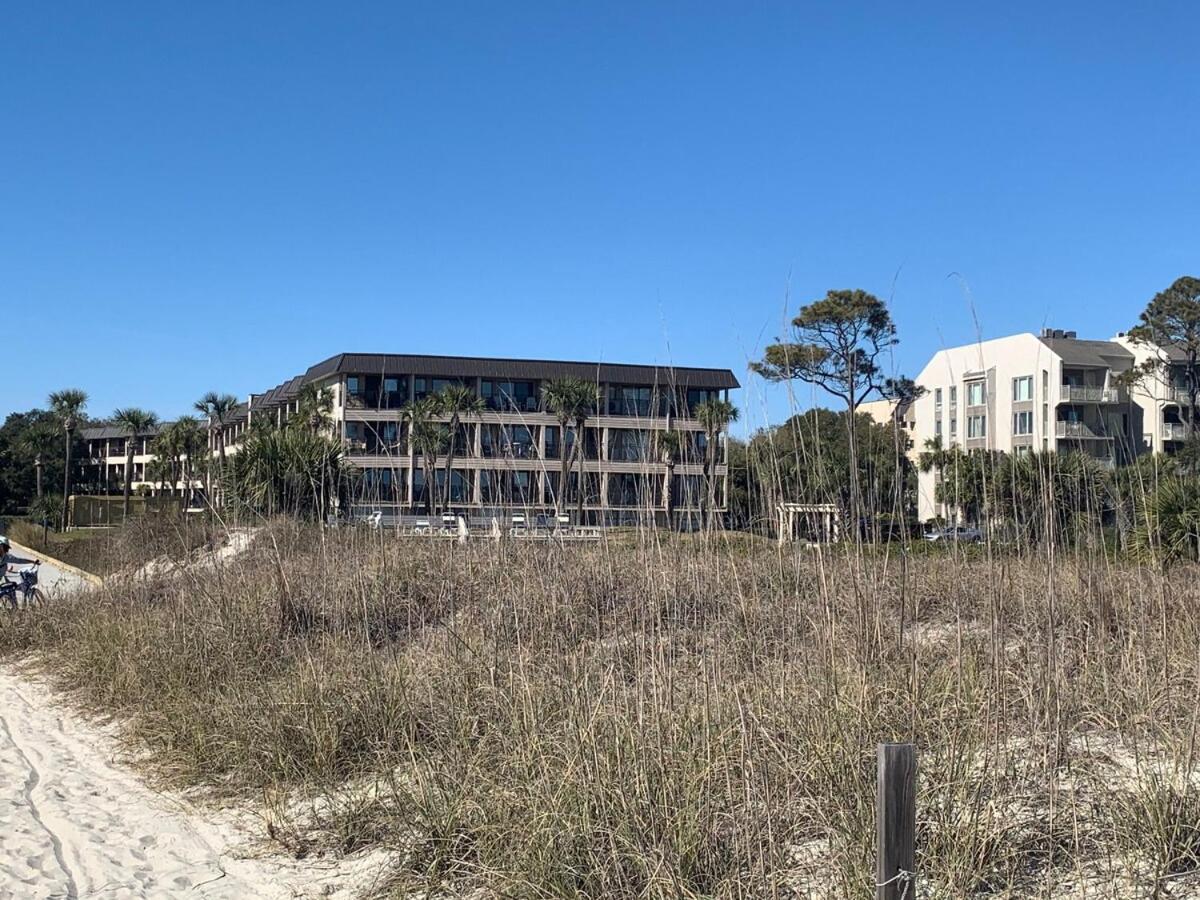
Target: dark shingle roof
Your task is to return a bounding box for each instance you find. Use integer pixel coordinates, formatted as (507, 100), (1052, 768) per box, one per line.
(1039, 337), (1133, 367)
(302, 353), (740, 389)
(252, 375), (306, 411)
(81, 424), (166, 440)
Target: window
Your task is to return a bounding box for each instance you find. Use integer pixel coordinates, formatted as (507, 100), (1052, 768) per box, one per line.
(1042, 370), (1049, 394)
(685, 389), (719, 415)
(967, 415), (986, 438)
(481, 379), (538, 412)
(934, 388), (943, 407)
(949, 417), (957, 437)
(935, 418), (943, 437)
(544, 425), (560, 459)
(1013, 376), (1033, 402)
(1013, 411), (1034, 435)
(383, 376), (408, 409)
(608, 385), (653, 417)
(949, 386), (957, 406)
(608, 429), (651, 461)
(414, 376), (468, 401)
(967, 382), (986, 406)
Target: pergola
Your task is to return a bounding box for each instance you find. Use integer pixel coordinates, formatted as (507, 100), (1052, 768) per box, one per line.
(777, 503), (841, 545)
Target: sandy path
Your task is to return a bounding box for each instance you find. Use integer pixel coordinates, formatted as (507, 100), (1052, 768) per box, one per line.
(0, 668), (393, 899)
(5, 544), (93, 601)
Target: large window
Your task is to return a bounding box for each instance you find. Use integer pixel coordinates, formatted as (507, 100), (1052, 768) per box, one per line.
(609, 385), (653, 417)
(607, 472), (657, 507)
(483, 469), (541, 505)
(481, 424), (536, 459)
(345, 421), (405, 454)
(360, 468), (406, 502)
(967, 382), (986, 407)
(346, 374), (409, 410)
(671, 474), (704, 508)
(565, 427), (601, 460)
(1013, 411), (1034, 435)
(685, 389), (719, 416)
(481, 379), (538, 412)
(414, 376), (469, 402)
(1013, 376), (1033, 402)
(544, 425), (560, 459)
(967, 415), (987, 438)
(608, 429), (651, 462)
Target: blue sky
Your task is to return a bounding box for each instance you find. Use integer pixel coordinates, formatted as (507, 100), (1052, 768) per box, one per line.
(2, 2), (1196, 434)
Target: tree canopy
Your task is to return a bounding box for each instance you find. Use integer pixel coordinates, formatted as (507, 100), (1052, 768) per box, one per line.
(751, 289), (898, 408)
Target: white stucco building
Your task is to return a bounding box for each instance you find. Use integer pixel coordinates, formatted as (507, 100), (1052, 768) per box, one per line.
(912, 329), (1141, 522)
(1111, 333), (1196, 455)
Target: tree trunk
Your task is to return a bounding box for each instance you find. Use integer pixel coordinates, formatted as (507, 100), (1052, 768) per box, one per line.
(34, 455), (43, 499)
(424, 453), (437, 515)
(442, 416), (459, 509)
(557, 421), (570, 518)
(846, 399), (861, 542)
(61, 429), (73, 531)
(663, 460), (674, 531)
(1188, 352), (1198, 440)
(123, 445), (134, 519)
(575, 418), (587, 525)
(703, 431), (716, 531)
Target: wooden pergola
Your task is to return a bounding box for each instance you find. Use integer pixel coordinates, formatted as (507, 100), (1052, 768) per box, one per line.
(777, 502), (841, 545)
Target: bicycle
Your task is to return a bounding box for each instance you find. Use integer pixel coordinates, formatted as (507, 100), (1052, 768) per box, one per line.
(1, 564), (44, 610)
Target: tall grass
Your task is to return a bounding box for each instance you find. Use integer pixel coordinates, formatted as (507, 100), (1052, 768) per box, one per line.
(3, 521), (1200, 896)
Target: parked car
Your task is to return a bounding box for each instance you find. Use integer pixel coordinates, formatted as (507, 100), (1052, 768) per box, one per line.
(923, 525), (983, 543)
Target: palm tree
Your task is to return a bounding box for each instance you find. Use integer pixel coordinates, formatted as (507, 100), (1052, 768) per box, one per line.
(694, 398), (739, 530)
(175, 417), (207, 508)
(294, 383), (333, 434)
(654, 428), (682, 531)
(150, 423), (182, 496)
(541, 378), (598, 521)
(194, 392), (239, 506)
(20, 419), (58, 500)
(48, 389), (88, 530)
(112, 408), (160, 518)
(436, 385), (484, 508)
(404, 397), (448, 515)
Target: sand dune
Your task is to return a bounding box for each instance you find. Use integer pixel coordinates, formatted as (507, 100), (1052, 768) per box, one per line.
(0, 667), (392, 899)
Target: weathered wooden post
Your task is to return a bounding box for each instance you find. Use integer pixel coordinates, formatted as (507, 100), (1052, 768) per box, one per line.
(876, 742), (916, 900)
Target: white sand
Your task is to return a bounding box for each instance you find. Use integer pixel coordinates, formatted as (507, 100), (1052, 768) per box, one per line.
(0, 667), (395, 899)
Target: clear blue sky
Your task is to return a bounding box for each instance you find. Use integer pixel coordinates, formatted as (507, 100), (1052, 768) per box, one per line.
(3, 2), (1196, 433)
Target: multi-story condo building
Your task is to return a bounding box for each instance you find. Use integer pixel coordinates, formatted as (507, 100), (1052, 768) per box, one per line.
(912, 329), (1140, 522)
(1111, 333), (1198, 454)
(78, 424), (204, 498)
(216, 353), (740, 527)
(78, 424), (165, 494)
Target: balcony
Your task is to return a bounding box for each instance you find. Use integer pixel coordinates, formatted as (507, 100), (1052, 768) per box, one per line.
(1056, 421), (1110, 439)
(1060, 386), (1122, 404)
(1163, 422), (1191, 442)
(1169, 388), (1196, 406)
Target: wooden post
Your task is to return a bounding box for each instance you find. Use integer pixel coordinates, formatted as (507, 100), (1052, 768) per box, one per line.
(876, 742), (916, 900)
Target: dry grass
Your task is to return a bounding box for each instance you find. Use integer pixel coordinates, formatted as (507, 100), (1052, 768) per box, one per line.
(3, 521), (1200, 897)
(6, 514), (215, 576)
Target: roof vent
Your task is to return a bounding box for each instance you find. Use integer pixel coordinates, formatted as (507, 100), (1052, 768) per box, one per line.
(1063, 330), (1077, 339)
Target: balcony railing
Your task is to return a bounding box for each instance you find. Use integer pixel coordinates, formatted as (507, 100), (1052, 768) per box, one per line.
(1169, 388), (1196, 405)
(1060, 386), (1122, 403)
(1055, 421), (1110, 439)
(1163, 422), (1191, 442)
